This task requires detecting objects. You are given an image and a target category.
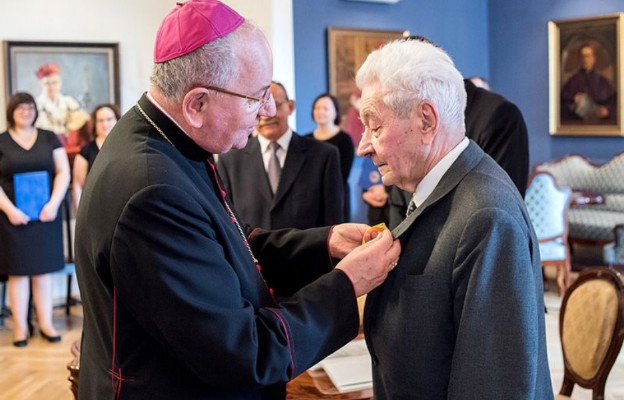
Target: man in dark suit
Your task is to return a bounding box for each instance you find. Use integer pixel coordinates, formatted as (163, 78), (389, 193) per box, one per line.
(73, 2), (400, 399)
(464, 78), (529, 196)
(388, 78), (530, 229)
(217, 81), (344, 230)
(356, 39), (552, 399)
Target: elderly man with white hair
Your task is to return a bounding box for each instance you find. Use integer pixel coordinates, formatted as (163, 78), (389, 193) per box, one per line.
(357, 39), (553, 399)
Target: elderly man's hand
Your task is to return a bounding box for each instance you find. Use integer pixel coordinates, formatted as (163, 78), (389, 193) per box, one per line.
(328, 223), (370, 259)
(336, 230), (400, 297)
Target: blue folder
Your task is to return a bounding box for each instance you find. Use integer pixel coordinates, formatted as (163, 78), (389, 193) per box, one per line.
(13, 171), (50, 221)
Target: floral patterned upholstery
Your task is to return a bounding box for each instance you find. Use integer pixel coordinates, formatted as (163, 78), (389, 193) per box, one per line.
(536, 154), (624, 194)
(525, 172), (572, 294)
(536, 153), (624, 243)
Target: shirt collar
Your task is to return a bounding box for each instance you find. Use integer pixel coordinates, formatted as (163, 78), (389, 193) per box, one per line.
(411, 136), (469, 208)
(257, 128), (293, 153)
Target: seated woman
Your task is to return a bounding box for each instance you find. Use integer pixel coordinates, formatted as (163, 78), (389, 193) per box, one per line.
(72, 104), (120, 210)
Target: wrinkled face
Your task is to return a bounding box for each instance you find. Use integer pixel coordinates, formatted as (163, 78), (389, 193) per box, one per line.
(356, 83), (427, 192)
(256, 83), (293, 141)
(13, 102), (37, 128)
(95, 107), (118, 138)
(580, 46), (596, 71)
(40, 74), (62, 99)
(313, 96), (337, 126)
(193, 28), (276, 154)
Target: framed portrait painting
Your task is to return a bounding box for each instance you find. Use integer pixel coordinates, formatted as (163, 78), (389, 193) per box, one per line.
(327, 27), (404, 130)
(548, 13), (624, 136)
(3, 41), (120, 112)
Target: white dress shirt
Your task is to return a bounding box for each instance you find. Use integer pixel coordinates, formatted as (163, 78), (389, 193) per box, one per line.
(257, 129), (292, 172)
(410, 136), (469, 208)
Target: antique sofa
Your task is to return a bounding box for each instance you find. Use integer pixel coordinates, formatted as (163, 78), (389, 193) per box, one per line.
(535, 152), (624, 265)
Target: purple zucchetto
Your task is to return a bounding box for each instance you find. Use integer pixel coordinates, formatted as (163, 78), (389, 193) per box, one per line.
(153, 0), (244, 63)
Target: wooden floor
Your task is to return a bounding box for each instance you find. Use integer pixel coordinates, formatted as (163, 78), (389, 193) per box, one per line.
(2, 289), (624, 399)
(0, 305), (82, 400)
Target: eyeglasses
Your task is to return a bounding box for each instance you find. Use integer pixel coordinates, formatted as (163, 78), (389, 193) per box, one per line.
(202, 85), (271, 113)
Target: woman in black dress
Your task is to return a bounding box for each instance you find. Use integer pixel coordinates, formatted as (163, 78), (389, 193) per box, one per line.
(306, 94), (355, 220)
(72, 104), (120, 210)
(0, 92), (70, 346)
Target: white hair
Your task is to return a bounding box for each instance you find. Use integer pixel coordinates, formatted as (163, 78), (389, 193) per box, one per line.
(356, 39), (466, 133)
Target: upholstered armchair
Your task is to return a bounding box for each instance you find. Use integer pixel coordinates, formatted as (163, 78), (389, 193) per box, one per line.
(525, 171), (573, 295)
(556, 267), (624, 399)
(603, 224), (624, 266)
(536, 153), (624, 246)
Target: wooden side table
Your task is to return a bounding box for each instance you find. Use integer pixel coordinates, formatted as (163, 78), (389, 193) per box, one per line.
(287, 370), (373, 400)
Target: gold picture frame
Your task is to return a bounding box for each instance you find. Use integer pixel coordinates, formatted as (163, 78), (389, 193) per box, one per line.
(548, 13), (624, 136)
(327, 27), (404, 125)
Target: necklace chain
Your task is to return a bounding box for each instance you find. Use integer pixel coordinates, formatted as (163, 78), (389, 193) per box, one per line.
(221, 193), (259, 264)
(135, 102), (258, 265)
(136, 102), (174, 147)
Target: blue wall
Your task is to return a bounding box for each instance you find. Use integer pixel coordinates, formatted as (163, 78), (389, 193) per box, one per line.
(293, 0), (489, 135)
(490, 0), (624, 166)
(293, 0), (624, 166)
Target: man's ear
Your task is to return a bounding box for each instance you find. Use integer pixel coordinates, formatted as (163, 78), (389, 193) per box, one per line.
(416, 102), (438, 144)
(287, 99), (296, 115)
(182, 88), (208, 129)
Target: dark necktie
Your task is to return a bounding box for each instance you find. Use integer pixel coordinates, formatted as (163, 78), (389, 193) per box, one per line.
(406, 199), (417, 217)
(268, 142), (281, 194)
